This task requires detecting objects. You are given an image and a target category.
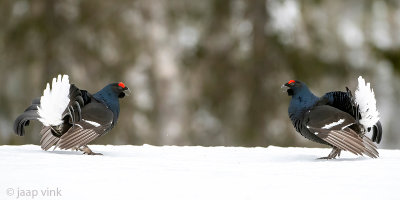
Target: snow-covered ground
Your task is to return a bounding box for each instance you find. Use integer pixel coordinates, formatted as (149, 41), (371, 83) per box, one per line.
(1, 145), (399, 200)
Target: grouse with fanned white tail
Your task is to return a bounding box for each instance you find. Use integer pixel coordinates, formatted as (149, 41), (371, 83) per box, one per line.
(14, 74), (131, 155)
(283, 77), (382, 159)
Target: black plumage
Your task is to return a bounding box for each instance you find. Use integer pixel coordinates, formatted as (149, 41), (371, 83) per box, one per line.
(14, 76), (130, 155)
(284, 79), (382, 159)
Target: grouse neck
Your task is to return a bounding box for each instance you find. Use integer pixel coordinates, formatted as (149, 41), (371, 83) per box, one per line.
(93, 88), (120, 125)
(288, 87), (319, 117)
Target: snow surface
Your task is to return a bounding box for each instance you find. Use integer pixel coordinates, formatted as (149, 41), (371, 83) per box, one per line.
(1, 145), (399, 200)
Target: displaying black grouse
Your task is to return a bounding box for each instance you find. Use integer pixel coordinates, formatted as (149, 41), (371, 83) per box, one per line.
(283, 77), (382, 159)
(14, 74), (130, 155)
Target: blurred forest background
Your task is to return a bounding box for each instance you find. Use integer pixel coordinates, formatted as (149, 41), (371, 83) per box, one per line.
(1, 0), (400, 149)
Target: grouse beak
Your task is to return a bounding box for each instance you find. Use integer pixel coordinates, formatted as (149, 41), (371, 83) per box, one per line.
(281, 83), (289, 93)
(123, 87), (131, 96)
(282, 82), (294, 96)
(281, 83), (290, 89)
(284, 83), (291, 87)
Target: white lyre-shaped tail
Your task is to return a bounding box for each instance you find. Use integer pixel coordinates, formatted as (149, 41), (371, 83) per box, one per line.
(37, 74), (70, 126)
(354, 76), (380, 128)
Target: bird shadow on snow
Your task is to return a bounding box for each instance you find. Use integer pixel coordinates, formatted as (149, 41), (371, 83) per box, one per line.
(272, 153), (369, 162)
(16, 146), (372, 161)
(13, 145), (120, 156)
(49, 151), (84, 155)
(30, 149), (85, 156)
(314, 157), (368, 162)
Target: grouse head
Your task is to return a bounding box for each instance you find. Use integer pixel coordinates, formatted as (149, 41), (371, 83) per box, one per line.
(115, 82), (131, 98)
(284, 80), (308, 96)
(92, 82), (131, 109)
(102, 82), (131, 99)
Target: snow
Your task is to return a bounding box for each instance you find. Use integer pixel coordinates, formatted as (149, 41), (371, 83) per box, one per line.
(1, 145), (399, 200)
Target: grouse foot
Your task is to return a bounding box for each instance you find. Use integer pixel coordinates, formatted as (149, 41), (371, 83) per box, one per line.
(318, 147), (341, 159)
(79, 145), (103, 155)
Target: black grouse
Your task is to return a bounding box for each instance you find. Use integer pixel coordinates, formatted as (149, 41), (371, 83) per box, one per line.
(283, 77), (382, 159)
(14, 74), (130, 155)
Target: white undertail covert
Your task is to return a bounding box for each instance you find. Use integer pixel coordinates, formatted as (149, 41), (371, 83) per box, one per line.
(37, 75), (70, 126)
(354, 76), (380, 128)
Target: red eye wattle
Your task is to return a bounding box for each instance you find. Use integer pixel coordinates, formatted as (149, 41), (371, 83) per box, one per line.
(118, 82), (126, 88)
(288, 80), (295, 84)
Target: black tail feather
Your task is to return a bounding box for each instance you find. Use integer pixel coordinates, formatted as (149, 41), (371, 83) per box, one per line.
(324, 88), (382, 145)
(13, 108), (40, 136)
(31, 98), (40, 105)
(346, 87), (382, 144)
(14, 80), (94, 138)
(372, 121), (382, 144)
(14, 85), (89, 137)
(24, 104), (39, 112)
(14, 98), (41, 136)
(49, 84), (87, 137)
(66, 84), (86, 123)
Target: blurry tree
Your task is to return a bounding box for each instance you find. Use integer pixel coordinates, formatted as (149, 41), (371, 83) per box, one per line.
(0, 0), (399, 149)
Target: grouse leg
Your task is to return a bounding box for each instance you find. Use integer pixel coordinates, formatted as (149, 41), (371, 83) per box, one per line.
(79, 145), (103, 155)
(71, 147), (79, 151)
(318, 147), (341, 159)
